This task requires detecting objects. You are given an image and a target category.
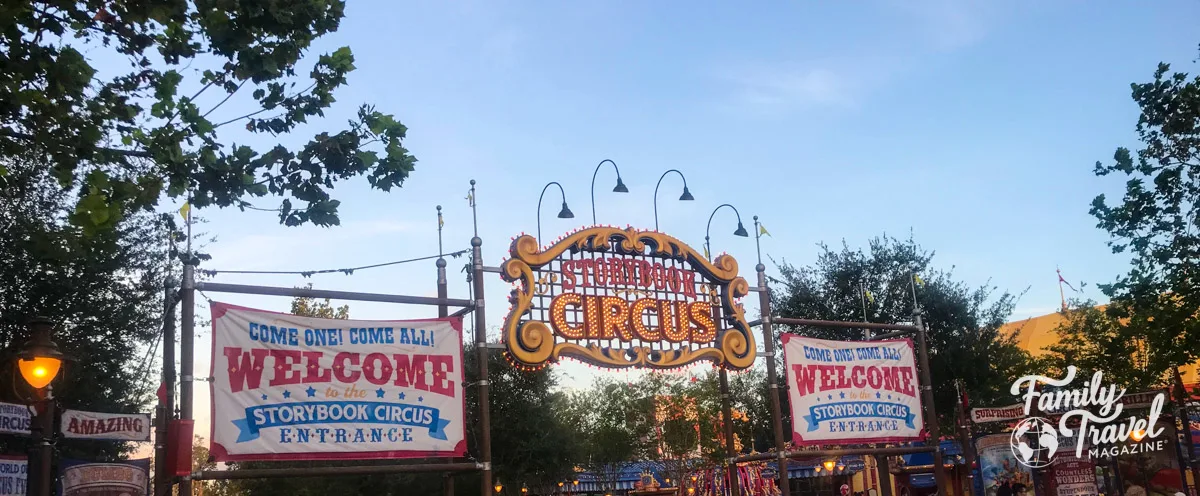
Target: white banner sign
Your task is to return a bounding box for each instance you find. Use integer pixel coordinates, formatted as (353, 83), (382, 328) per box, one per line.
(0, 456), (26, 496)
(971, 403), (1025, 423)
(782, 335), (924, 444)
(0, 403), (30, 436)
(60, 410), (151, 441)
(209, 302), (467, 462)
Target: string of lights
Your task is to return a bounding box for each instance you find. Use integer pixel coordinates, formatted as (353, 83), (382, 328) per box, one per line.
(197, 249), (469, 278)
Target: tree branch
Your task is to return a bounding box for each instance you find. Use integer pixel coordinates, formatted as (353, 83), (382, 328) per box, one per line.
(1, 129), (152, 158)
(202, 80), (246, 119)
(211, 81), (317, 129)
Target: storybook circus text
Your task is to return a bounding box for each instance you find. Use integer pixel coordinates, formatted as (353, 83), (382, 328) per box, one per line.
(210, 303), (466, 461)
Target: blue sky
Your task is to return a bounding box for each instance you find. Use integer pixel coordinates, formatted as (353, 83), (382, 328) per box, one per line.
(169, 1), (1200, 435)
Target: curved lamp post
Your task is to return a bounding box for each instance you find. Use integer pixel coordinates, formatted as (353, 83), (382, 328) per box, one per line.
(537, 181), (574, 243)
(18, 318), (64, 390)
(590, 159), (629, 225)
(18, 317), (66, 496)
(701, 204), (748, 495)
(704, 203), (749, 260)
(652, 169), (694, 231)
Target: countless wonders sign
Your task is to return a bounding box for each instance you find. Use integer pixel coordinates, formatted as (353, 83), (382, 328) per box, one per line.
(782, 335), (924, 444)
(209, 303), (466, 461)
(500, 227), (755, 369)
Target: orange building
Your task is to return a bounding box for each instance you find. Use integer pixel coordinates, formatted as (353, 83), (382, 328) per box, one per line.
(998, 308), (1200, 389)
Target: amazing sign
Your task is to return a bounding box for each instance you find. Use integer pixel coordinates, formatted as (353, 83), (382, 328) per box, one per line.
(500, 226), (755, 369)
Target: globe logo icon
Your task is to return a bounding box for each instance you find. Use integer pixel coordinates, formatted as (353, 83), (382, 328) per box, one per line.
(1010, 417), (1059, 468)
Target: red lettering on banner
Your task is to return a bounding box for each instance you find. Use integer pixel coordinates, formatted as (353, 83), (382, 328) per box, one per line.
(429, 355), (455, 397)
(790, 364), (918, 397)
(222, 348), (460, 398)
(363, 353), (393, 385)
(393, 354), (429, 391)
(333, 352), (360, 382)
(268, 350), (303, 387)
(224, 347), (269, 393)
(302, 351), (331, 384)
(792, 364), (820, 396)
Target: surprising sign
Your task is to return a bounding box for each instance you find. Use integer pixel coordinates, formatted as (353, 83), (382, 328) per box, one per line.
(500, 226), (755, 370)
(61, 410), (151, 442)
(209, 302), (466, 461)
(0, 456), (26, 496)
(0, 403), (30, 435)
(782, 335), (924, 444)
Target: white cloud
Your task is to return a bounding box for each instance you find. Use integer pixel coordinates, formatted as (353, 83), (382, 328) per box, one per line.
(882, 0), (998, 51)
(723, 66), (857, 114)
(715, 0), (1009, 117)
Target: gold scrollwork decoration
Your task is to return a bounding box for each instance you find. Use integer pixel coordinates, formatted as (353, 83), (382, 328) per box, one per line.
(499, 226), (756, 370)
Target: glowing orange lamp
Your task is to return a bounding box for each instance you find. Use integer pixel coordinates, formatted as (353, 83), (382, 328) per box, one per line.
(17, 317), (65, 391)
(494, 481), (502, 493)
(823, 460), (836, 472)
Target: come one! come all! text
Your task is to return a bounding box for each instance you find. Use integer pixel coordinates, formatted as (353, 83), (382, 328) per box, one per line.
(246, 322), (437, 348)
(224, 322), (457, 398)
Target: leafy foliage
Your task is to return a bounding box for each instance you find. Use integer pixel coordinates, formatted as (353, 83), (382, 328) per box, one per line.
(564, 376), (656, 491)
(289, 285), (349, 319)
(1089, 47), (1200, 378)
(0, 156), (170, 460)
(187, 436), (239, 496)
(465, 348), (581, 491)
(769, 234), (1034, 430)
(1043, 300), (1162, 390)
(1, 0), (416, 235)
(564, 370), (767, 490)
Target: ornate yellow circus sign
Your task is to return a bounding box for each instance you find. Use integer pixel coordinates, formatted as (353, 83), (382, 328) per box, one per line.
(500, 226), (755, 370)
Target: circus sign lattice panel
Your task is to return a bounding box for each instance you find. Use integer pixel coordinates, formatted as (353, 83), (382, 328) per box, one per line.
(500, 226), (755, 370)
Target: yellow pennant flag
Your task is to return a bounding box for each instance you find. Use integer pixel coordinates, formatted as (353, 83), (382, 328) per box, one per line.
(864, 289), (875, 304)
(178, 202), (191, 221)
(703, 245), (711, 260)
(465, 190), (475, 207)
(438, 212), (444, 229)
(913, 274), (925, 286)
(758, 224), (771, 237)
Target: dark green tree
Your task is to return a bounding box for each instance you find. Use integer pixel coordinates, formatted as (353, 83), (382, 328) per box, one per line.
(1089, 46), (1200, 381)
(459, 348), (584, 495)
(1, 0), (416, 235)
(565, 376), (656, 492)
(1044, 300), (1161, 391)
(770, 234), (1034, 430)
(0, 157), (171, 460)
